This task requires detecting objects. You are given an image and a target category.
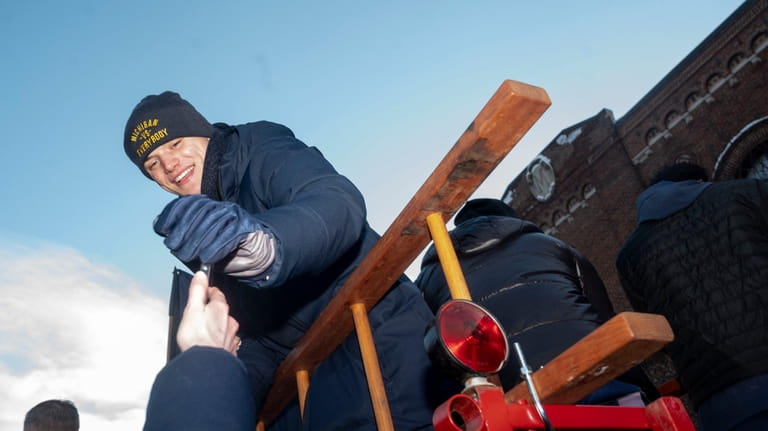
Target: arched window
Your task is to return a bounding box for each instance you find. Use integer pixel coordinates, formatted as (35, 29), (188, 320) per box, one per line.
(741, 141), (768, 179)
(706, 73), (725, 93)
(713, 117), (768, 180)
(551, 209), (573, 227)
(728, 52), (748, 73)
(665, 111), (682, 129)
(552, 210), (565, 226)
(752, 32), (768, 53)
(646, 128), (662, 145)
(582, 184), (596, 200)
(567, 197), (583, 213)
(675, 153), (695, 164)
(686, 92), (703, 111)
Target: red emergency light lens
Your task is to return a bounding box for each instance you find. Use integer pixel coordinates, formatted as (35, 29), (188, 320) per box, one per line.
(436, 300), (508, 374)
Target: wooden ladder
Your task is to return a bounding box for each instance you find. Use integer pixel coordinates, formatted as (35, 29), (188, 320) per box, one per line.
(255, 79), (674, 430)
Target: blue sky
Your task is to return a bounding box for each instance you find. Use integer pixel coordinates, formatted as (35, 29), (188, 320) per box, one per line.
(0, 1), (744, 429)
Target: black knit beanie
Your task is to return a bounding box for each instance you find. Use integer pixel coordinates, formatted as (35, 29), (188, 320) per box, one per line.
(650, 162), (708, 185)
(123, 91), (213, 178)
(454, 198), (518, 225)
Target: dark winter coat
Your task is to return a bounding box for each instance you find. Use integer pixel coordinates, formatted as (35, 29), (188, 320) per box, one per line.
(415, 215), (614, 389)
(616, 178), (768, 407)
(144, 346), (255, 431)
(193, 121), (444, 430)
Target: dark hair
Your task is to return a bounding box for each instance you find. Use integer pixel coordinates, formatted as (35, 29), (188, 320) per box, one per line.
(651, 162), (708, 185)
(24, 400), (79, 431)
(454, 198), (518, 225)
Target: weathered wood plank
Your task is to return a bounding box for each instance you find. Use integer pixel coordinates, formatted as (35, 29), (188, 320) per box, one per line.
(505, 312), (674, 405)
(257, 80), (551, 426)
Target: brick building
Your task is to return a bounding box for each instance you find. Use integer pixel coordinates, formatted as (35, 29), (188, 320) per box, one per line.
(502, 0), (768, 312)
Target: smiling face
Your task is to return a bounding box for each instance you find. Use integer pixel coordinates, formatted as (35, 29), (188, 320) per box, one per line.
(143, 136), (209, 195)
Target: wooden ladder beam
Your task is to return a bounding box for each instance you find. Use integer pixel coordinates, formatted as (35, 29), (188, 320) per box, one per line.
(505, 311), (674, 405)
(257, 80), (551, 427)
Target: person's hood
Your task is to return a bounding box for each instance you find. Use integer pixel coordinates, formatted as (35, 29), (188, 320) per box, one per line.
(635, 180), (712, 224)
(420, 216), (540, 267)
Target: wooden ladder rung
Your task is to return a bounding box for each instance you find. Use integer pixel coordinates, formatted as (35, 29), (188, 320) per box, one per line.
(505, 311), (674, 405)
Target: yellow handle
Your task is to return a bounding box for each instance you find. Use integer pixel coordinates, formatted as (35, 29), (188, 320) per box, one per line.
(426, 212), (472, 301)
(351, 302), (394, 431)
(296, 369), (310, 419)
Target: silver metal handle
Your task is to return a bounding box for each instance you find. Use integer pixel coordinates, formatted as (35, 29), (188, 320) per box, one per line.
(513, 342), (554, 431)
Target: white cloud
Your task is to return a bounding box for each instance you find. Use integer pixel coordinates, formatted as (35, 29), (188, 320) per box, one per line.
(0, 242), (167, 431)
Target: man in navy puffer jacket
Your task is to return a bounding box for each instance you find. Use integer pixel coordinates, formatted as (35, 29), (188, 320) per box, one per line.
(617, 162), (768, 431)
(124, 91), (448, 430)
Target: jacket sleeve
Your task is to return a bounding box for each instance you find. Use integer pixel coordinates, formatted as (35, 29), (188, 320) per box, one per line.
(615, 245), (650, 313)
(236, 125), (367, 288)
(143, 346), (255, 431)
(573, 249), (616, 322)
(413, 247), (452, 314)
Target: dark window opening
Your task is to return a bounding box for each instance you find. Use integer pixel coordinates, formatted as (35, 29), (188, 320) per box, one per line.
(738, 140), (768, 179)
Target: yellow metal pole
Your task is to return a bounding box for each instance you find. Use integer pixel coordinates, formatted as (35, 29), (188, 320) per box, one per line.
(425, 212), (472, 301)
(350, 302), (395, 431)
(296, 369), (310, 419)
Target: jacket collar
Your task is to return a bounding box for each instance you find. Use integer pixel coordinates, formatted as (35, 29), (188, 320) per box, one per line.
(201, 123), (233, 200)
(636, 180), (711, 224)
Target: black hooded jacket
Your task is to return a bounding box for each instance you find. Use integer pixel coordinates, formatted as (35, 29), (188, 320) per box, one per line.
(617, 178), (768, 407)
(415, 215), (615, 389)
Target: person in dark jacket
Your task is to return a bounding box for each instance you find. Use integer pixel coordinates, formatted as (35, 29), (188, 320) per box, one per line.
(415, 198), (649, 404)
(144, 271), (255, 431)
(124, 91), (446, 430)
(616, 162), (768, 431)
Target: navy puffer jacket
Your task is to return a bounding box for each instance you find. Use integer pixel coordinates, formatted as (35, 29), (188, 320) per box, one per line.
(416, 215), (614, 389)
(617, 178), (768, 407)
(193, 121), (447, 430)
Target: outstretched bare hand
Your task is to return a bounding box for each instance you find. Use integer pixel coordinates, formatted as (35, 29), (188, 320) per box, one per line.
(177, 271), (240, 355)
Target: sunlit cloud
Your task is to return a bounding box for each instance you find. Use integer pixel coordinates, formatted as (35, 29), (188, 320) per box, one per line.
(0, 241), (167, 431)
